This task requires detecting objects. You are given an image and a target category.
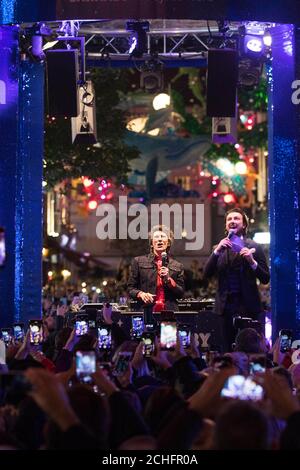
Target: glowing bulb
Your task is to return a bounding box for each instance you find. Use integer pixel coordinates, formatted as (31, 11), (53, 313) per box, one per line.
(223, 193), (235, 204)
(82, 177), (94, 188)
(235, 161), (248, 175)
(88, 200), (97, 210)
(61, 269), (71, 279)
(152, 93), (170, 111)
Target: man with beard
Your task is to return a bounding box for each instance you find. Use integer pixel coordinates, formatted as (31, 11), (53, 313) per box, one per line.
(204, 208), (270, 351)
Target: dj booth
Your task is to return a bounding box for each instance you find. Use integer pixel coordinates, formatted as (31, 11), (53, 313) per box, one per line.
(117, 310), (224, 351)
(81, 300), (224, 351)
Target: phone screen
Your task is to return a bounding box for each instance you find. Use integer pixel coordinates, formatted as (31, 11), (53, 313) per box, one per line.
(221, 375), (263, 401)
(249, 362), (266, 374)
(249, 355), (266, 374)
(113, 352), (132, 376)
(29, 321), (43, 345)
(142, 333), (155, 357)
(279, 330), (292, 352)
(98, 326), (112, 350)
(131, 316), (144, 339)
(13, 324), (25, 341)
(1, 329), (12, 345)
(160, 321), (177, 350)
(76, 351), (96, 383)
(178, 325), (191, 349)
(75, 316), (88, 336)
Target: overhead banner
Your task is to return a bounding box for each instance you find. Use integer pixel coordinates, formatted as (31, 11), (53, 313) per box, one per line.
(56, 0), (300, 23)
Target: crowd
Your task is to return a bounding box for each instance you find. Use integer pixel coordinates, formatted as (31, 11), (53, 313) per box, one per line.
(0, 293), (299, 451)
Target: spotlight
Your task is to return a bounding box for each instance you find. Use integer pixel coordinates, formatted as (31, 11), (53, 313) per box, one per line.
(245, 35), (264, 54)
(263, 30), (272, 47)
(238, 58), (262, 88)
(126, 21), (149, 58)
(141, 70), (163, 94)
(140, 58), (164, 94)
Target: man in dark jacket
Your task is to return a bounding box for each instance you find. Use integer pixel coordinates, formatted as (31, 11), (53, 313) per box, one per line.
(204, 208), (270, 352)
(127, 225), (185, 318)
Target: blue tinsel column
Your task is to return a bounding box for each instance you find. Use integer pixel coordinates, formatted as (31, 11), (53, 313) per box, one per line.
(268, 24), (300, 338)
(0, 26), (44, 326)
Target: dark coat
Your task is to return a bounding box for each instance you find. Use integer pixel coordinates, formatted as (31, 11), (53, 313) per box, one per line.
(127, 253), (185, 311)
(204, 238), (270, 317)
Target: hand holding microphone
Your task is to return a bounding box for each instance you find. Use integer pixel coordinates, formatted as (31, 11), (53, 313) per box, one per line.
(214, 232), (234, 255)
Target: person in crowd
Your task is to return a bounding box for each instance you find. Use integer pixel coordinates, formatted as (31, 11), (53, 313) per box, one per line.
(204, 207), (270, 351)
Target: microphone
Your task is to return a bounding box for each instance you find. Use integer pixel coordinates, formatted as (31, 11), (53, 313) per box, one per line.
(161, 252), (168, 284)
(161, 252), (168, 267)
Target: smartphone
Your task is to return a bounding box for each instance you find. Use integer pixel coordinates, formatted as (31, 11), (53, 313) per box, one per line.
(88, 319), (96, 329)
(131, 315), (144, 339)
(13, 323), (25, 342)
(178, 324), (191, 349)
(142, 332), (155, 357)
(1, 328), (12, 345)
(160, 320), (177, 350)
(75, 350), (96, 383)
(29, 320), (43, 345)
(249, 355), (266, 374)
(113, 352), (132, 376)
(221, 375), (263, 401)
(279, 329), (293, 353)
(97, 325), (112, 350)
(75, 315), (88, 336)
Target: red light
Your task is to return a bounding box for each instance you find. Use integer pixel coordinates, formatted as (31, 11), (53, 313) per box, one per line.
(106, 192), (113, 200)
(88, 200), (97, 210)
(82, 177), (94, 188)
(212, 192), (218, 198)
(247, 118), (253, 124)
(100, 194), (106, 200)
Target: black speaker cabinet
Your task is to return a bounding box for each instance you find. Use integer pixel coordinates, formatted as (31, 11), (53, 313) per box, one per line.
(46, 49), (79, 117)
(206, 49), (238, 118)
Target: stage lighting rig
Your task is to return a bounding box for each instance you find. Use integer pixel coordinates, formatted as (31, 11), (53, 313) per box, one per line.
(126, 21), (150, 58)
(140, 56), (164, 94)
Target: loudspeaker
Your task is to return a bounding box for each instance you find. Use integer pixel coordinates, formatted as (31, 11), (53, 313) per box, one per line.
(206, 49), (238, 118)
(46, 49), (79, 117)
